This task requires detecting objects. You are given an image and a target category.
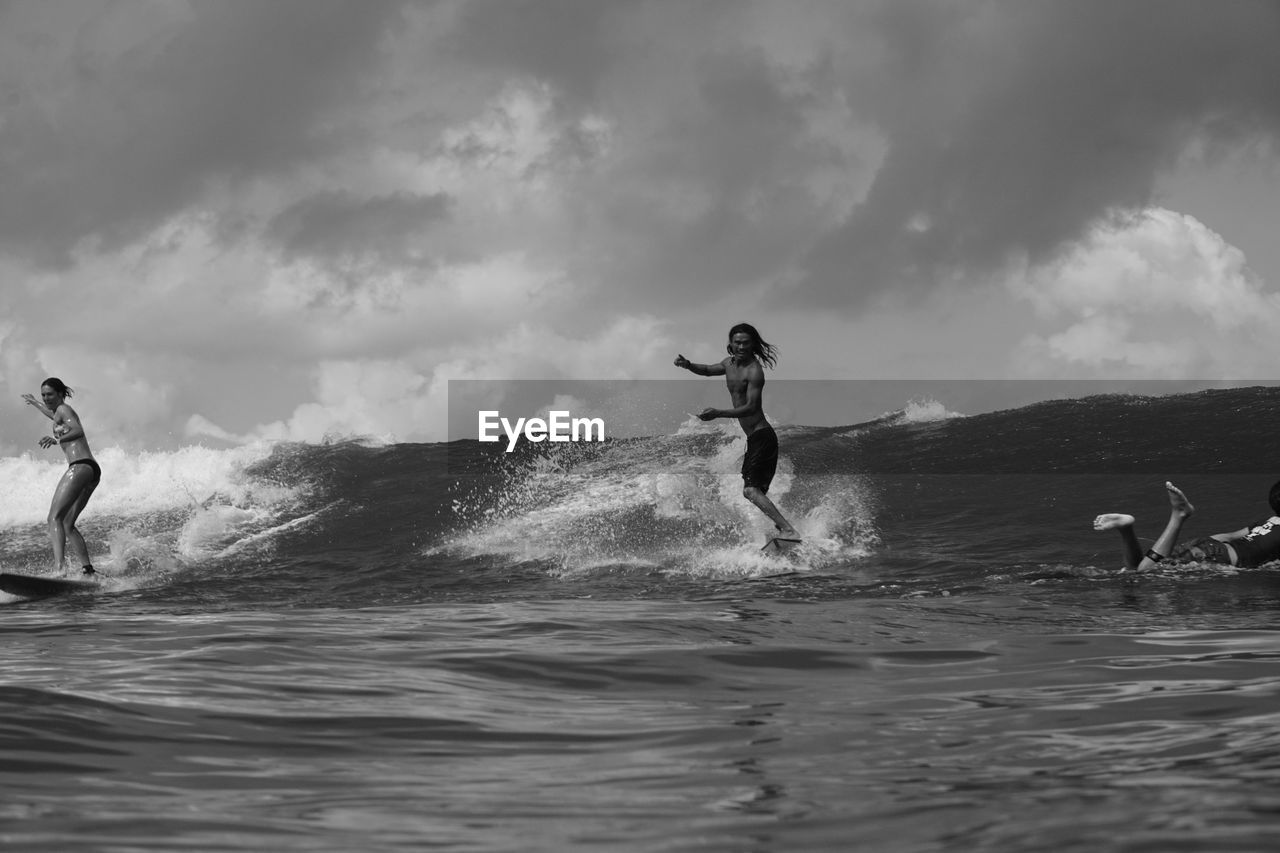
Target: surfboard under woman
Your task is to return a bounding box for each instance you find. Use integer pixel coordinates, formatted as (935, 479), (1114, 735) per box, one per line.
(23, 378), (100, 576)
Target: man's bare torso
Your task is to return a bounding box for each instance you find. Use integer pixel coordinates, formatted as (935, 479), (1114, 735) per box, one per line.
(723, 357), (768, 435)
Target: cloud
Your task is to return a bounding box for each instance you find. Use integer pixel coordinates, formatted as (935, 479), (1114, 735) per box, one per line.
(1010, 208), (1280, 377)
(7, 0), (1280, 304)
(4, 1), (1280, 454)
(447, 0), (624, 106)
(423, 0), (1280, 314)
(184, 414), (242, 445)
(0, 0), (410, 263)
(426, 2), (872, 315)
(802, 0), (1280, 305)
(267, 190), (453, 265)
(189, 313), (672, 444)
(32, 344), (174, 436)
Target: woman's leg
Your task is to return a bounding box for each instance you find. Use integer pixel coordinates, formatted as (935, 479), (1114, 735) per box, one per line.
(48, 466), (94, 571)
(63, 477), (99, 570)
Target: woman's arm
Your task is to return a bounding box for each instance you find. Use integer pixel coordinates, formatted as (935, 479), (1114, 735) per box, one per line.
(22, 393), (55, 421)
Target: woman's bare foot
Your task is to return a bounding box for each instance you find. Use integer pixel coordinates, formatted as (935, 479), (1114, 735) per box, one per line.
(1093, 513), (1135, 532)
(1166, 481), (1194, 518)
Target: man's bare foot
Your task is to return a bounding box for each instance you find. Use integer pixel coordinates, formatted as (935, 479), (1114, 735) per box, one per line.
(1166, 481), (1194, 518)
(1093, 513), (1135, 532)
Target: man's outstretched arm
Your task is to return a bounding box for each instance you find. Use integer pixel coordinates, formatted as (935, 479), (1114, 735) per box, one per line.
(674, 355), (726, 376)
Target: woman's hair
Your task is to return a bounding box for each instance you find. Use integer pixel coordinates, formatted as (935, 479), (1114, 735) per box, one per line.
(41, 377), (74, 399)
(725, 323), (779, 369)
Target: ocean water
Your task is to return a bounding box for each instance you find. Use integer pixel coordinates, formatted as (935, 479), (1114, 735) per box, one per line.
(4, 387), (1280, 851)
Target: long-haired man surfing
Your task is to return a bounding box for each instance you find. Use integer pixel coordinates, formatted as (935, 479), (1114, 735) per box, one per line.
(675, 323), (799, 550)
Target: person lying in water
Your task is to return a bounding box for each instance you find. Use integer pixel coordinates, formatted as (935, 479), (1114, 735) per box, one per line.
(1094, 480), (1280, 571)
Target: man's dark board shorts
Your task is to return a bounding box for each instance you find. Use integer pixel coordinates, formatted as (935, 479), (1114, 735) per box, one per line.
(742, 425), (779, 493)
(1171, 537), (1233, 565)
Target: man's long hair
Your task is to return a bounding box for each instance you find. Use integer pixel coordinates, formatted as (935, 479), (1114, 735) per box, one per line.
(726, 323), (779, 369)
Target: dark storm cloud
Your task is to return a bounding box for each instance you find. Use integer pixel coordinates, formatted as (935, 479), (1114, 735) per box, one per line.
(8, 0), (1280, 309)
(625, 47), (847, 295)
(804, 0), (1280, 304)
(450, 0), (1280, 309)
(448, 0), (618, 105)
(0, 0), (410, 265)
(268, 190), (453, 264)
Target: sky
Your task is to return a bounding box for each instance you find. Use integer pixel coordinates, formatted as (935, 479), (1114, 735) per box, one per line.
(3, 0), (1280, 452)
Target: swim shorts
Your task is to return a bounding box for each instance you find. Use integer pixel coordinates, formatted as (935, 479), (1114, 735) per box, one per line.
(741, 425), (779, 493)
(1170, 537), (1234, 565)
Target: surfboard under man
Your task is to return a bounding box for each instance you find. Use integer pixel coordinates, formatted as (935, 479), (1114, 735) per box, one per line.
(675, 323), (800, 550)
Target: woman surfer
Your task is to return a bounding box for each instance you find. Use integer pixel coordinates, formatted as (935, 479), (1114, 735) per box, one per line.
(23, 378), (100, 576)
